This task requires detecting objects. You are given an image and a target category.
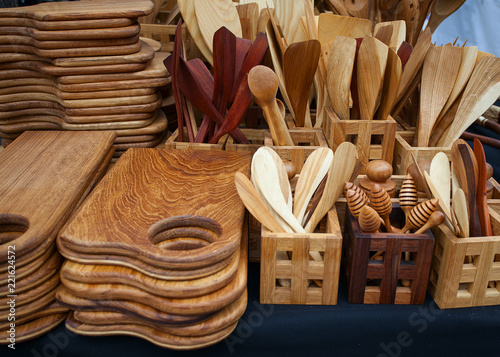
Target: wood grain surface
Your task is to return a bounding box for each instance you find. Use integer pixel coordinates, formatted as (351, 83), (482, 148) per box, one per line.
(0, 301), (68, 330)
(58, 149), (251, 272)
(0, 131), (116, 262)
(0, 313), (67, 345)
(0, 17), (135, 31)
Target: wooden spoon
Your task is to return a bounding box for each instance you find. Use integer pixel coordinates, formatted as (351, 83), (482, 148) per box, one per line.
(248, 65), (294, 146)
(357, 35), (389, 120)
(437, 56), (500, 147)
(293, 147), (334, 224)
(234, 172), (285, 233)
(452, 188), (469, 237)
(236, 2), (259, 41)
(252, 148), (305, 233)
(423, 171), (454, 227)
(427, 0), (465, 33)
(429, 152), (451, 213)
(326, 35), (357, 120)
(260, 147), (292, 210)
(416, 45), (461, 147)
(283, 39), (321, 127)
(194, 0), (242, 53)
(305, 141), (357, 233)
(377, 48), (402, 120)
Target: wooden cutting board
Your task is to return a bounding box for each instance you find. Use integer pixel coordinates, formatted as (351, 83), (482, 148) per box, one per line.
(59, 224), (247, 315)
(71, 290), (246, 337)
(56, 286), (213, 325)
(0, 41), (142, 59)
(0, 0), (154, 21)
(0, 82), (156, 100)
(56, 52), (169, 84)
(0, 251), (62, 295)
(0, 274), (59, 310)
(58, 76), (170, 92)
(0, 33), (141, 50)
(65, 314), (237, 350)
(0, 131), (116, 263)
(0, 17), (135, 31)
(0, 23), (141, 41)
(58, 149), (251, 273)
(0, 313), (67, 344)
(60, 251), (239, 299)
(0, 286), (56, 321)
(0, 245), (54, 279)
(0, 301), (68, 330)
(0, 58), (148, 76)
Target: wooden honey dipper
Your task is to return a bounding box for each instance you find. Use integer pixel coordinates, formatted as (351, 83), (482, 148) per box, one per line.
(345, 183), (369, 219)
(401, 198), (439, 233)
(399, 173), (418, 218)
(368, 183), (393, 233)
(358, 205), (381, 233)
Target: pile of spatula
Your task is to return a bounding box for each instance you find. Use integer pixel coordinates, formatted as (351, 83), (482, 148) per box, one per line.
(164, 20), (268, 144)
(55, 148), (252, 350)
(0, 0), (171, 159)
(421, 139), (493, 238)
(0, 130), (115, 344)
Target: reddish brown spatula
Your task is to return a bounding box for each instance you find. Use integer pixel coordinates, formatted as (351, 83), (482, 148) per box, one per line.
(473, 138), (492, 236)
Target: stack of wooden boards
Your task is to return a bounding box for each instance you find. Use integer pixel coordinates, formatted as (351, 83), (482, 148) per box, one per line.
(56, 149), (252, 350)
(0, 0), (171, 159)
(0, 130), (116, 343)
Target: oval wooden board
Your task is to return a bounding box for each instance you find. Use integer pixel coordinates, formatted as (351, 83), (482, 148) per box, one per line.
(56, 286), (213, 325)
(0, 250), (62, 295)
(0, 33), (140, 50)
(60, 250), (239, 299)
(58, 149), (251, 272)
(72, 289), (246, 338)
(0, 131), (116, 263)
(0, 17), (135, 31)
(0, 301), (68, 330)
(0, 0), (154, 21)
(0, 23), (140, 41)
(65, 315), (237, 351)
(0, 41), (142, 59)
(0, 313), (67, 345)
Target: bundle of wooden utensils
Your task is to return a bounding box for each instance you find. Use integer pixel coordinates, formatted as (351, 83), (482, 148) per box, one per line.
(0, 130), (116, 344)
(55, 149), (252, 350)
(0, 0), (171, 159)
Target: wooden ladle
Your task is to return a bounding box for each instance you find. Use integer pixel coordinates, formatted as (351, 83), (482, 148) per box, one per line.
(248, 65), (294, 146)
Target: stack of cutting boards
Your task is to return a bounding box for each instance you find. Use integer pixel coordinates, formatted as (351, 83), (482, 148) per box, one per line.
(0, 0), (171, 159)
(56, 149), (252, 350)
(0, 130), (116, 344)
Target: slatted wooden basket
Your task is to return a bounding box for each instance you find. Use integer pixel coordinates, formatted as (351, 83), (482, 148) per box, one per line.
(260, 207), (343, 305)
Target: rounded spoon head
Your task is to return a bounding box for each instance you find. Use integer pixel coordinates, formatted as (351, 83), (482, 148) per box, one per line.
(248, 65), (279, 106)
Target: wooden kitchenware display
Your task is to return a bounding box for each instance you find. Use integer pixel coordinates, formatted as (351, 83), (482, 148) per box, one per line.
(56, 149), (252, 349)
(0, 0), (170, 157)
(0, 130), (116, 343)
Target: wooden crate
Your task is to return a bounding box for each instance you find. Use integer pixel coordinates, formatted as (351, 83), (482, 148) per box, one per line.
(165, 128), (226, 150)
(260, 207), (342, 305)
(393, 131), (452, 175)
(343, 206), (435, 304)
(322, 106), (397, 173)
(428, 205), (500, 309)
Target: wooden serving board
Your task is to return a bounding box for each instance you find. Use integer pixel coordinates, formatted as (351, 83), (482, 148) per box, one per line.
(0, 131), (116, 263)
(0, 23), (141, 41)
(0, 287), (56, 321)
(0, 274), (59, 310)
(58, 76), (170, 92)
(56, 51), (169, 84)
(0, 313), (67, 344)
(0, 251), (62, 295)
(0, 245), (54, 279)
(65, 315), (237, 350)
(0, 301), (68, 330)
(0, 41), (142, 59)
(0, 33), (141, 50)
(0, 17), (135, 31)
(56, 286), (213, 325)
(71, 290), (246, 337)
(60, 223), (247, 315)
(0, 58), (148, 76)
(0, 0), (154, 21)
(60, 253), (239, 299)
(58, 149), (251, 273)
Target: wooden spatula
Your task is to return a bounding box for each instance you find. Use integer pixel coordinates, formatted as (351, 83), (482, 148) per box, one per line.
(430, 152), (451, 213)
(377, 48), (402, 120)
(416, 45), (461, 147)
(326, 35), (357, 120)
(452, 188), (469, 237)
(283, 39), (321, 127)
(457, 143), (481, 237)
(374, 20), (406, 51)
(357, 35), (388, 120)
(317, 13), (372, 45)
(473, 138), (492, 236)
